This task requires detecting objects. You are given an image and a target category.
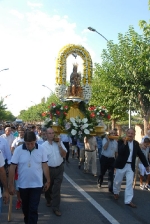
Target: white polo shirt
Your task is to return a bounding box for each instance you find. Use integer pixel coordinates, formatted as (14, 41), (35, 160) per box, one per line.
(42, 141), (67, 167)
(0, 150), (5, 198)
(11, 143), (48, 188)
(11, 137), (24, 148)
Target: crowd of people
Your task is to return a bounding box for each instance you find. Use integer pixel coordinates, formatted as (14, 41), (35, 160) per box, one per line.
(0, 122), (150, 223)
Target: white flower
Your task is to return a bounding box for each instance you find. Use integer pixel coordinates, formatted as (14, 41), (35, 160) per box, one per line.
(82, 123), (88, 129)
(71, 129), (77, 135)
(82, 118), (88, 123)
(65, 122), (71, 130)
(84, 129), (90, 134)
(73, 122), (78, 127)
(70, 117), (75, 123)
(60, 107), (63, 110)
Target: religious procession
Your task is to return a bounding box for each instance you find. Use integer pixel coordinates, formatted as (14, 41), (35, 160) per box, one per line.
(0, 41), (150, 224)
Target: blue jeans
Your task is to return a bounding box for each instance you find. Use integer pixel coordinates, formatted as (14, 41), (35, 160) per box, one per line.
(19, 187), (42, 224)
(0, 197), (2, 214)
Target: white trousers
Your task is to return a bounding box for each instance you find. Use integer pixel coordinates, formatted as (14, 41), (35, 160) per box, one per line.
(113, 163), (134, 204)
(84, 151), (97, 175)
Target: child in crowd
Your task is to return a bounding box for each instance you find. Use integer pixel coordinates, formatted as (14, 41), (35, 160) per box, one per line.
(139, 137), (150, 190)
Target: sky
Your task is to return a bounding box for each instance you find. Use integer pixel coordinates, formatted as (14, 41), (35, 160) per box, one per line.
(0, 0), (149, 117)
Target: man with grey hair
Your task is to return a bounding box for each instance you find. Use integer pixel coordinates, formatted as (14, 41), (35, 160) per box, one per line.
(113, 128), (149, 208)
(97, 130), (118, 192)
(1, 126), (15, 150)
(42, 128), (67, 216)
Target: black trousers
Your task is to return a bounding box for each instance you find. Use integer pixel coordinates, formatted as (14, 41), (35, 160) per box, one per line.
(19, 187), (42, 224)
(98, 155), (115, 191)
(45, 163), (64, 211)
(63, 142), (70, 161)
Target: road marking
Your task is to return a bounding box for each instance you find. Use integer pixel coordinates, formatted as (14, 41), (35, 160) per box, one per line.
(64, 173), (120, 224)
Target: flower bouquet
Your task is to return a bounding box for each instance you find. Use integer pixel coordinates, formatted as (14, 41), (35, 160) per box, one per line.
(65, 116), (94, 140)
(42, 102), (70, 127)
(88, 105), (111, 126)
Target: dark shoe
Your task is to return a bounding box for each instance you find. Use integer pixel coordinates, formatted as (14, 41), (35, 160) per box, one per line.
(66, 160), (70, 163)
(78, 163), (81, 169)
(109, 189), (113, 194)
(53, 210), (61, 216)
(126, 202), (137, 208)
(114, 194), (119, 200)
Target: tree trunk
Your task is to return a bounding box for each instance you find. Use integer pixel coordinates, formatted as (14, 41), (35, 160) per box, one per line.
(111, 119), (116, 130)
(143, 116), (149, 135)
(138, 93), (150, 135)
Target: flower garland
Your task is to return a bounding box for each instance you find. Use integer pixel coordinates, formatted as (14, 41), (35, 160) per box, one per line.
(65, 116), (94, 140)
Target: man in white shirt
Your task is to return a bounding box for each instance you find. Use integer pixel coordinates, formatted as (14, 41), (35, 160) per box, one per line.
(8, 131), (50, 224)
(1, 126), (15, 150)
(0, 136), (12, 192)
(42, 128), (67, 216)
(0, 150), (9, 214)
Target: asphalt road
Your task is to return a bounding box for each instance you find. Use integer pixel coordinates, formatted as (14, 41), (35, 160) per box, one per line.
(1, 156), (150, 224)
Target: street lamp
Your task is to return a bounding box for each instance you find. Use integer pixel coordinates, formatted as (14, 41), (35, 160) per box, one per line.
(0, 68), (9, 72)
(88, 27), (108, 42)
(42, 85), (53, 94)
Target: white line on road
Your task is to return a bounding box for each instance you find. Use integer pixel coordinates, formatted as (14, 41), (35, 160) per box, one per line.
(64, 173), (120, 224)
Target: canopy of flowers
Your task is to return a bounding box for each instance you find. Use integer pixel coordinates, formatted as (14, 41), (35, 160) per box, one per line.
(41, 102), (70, 126)
(65, 116), (94, 140)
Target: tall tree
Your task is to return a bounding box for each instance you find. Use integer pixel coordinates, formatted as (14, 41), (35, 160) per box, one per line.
(91, 66), (129, 128)
(94, 25), (150, 133)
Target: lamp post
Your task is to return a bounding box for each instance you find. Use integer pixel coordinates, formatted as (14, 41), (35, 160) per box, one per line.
(88, 26), (131, 127)
(42, 85), (53, 94)
(0, 68), (9, 72)
(128, 100), (131, 128)
(88, 27), (108, 42)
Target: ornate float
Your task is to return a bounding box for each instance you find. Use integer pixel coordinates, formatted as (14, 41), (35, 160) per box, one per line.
(42, 44), (110, 139)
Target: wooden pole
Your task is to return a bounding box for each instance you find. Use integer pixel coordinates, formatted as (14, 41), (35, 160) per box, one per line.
(8, 195), (13, 222)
